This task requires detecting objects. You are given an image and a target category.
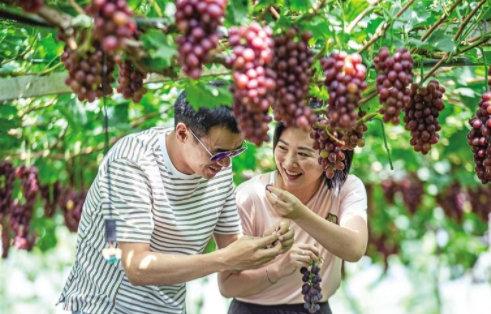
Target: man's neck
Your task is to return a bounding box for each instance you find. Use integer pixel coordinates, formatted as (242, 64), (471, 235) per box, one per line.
(165, 131), (195, 175)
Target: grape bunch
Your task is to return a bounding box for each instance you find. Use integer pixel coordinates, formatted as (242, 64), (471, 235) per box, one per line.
(341, 110), (367, 150)
(403, 80), (445, 154)
(400, 175), (424, 215)
(228, 22), (276, 145)
(59, 188), (87, 233)
(14, 0), (43, 12)
(10, 165), (39, 251)
(311, 118), (346, 179)
(1, 221), (10, 258)
(39, 181), (62, 218)
(60, 42), (116, 102)
(320, 52), (367, 130)
(175, 0), (228, 78)
(367, 231), (399, 272)
(85, 0), (137, 52)
(116, 57), (147, 102)
(270, 28), (316, 131)
(0, 161), (15, 216)
(436, 183), (466, 223)
(467, 93), (491, 184)
(374, 47), (414, 124)
(231, 95), (273, 146)
(300, 264), (323, 313)
(381, 179), (398, 205)
(468, 186), (491, 222)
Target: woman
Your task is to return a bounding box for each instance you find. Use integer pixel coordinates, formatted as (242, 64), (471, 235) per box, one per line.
(218, 122), (368, 314)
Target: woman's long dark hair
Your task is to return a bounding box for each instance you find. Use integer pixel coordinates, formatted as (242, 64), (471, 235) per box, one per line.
(273, 122), (354, 192)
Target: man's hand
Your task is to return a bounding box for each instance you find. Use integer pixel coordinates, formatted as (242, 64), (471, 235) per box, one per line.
(263, 219), (294, 254)
(223, 234), (282, 272)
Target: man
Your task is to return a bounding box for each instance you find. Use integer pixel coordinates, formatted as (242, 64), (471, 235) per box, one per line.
(58, 87), (294, 314)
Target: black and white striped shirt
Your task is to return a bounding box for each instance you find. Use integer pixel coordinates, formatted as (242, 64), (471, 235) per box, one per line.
(58, 127), (242, 314)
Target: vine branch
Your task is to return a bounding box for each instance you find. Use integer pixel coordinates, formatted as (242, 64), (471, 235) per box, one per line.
(422, 1), (489, 83)
(418, 0), (463, 43)
(357, 0), (417, 54)
(67, 0), (84, 15)
(453, 0), (486, 42)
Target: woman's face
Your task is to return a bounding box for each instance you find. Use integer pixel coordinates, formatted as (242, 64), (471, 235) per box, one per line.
(274, 127), (324, 191)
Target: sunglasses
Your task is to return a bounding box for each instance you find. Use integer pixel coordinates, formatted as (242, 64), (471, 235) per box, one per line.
(189, 129), (248, 162)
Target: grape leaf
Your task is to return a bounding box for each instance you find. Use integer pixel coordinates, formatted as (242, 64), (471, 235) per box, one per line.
(184, 81), (233, 110)
(286, 0), (312, 12)
(226, 0), (250, 25)
(140, 30), (177, 68)
(427, 30), (456, 53)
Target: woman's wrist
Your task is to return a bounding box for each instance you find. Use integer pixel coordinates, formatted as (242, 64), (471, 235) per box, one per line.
(291, 202), (310, 221)
(268, 262), (282, 282)
(294, 204), (315, 224)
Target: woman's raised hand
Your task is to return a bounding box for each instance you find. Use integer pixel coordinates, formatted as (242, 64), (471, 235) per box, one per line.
(265, 185), (306, 220)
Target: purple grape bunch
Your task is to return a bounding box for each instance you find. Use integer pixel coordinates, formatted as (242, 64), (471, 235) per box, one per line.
(301, 263), (323, 313)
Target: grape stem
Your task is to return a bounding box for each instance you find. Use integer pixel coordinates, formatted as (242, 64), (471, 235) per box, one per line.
(313, 123), (345, 145)
(257, 5), (279, 20)
(359, 90), (378, 106)
(376, 118), (394, 170)
(0, 6), (52, 27)
(148, 0), (163, 18)
(67, 0), (85, 15)
(357, 112), (380, 125)
(313, 45), (328, 62)
(36, 5), (72, 30)
(312, 107), (328, 115)
(269, 6), (280, 20)
(357, 0), (417, 54)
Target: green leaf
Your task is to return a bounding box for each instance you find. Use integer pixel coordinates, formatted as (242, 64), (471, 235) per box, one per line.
(227, 0), (250, 25)
(140, 30), (177, 68)
(427, 30), (456, 53)
(184, 81), (233, 110)
(300, 15), (332, 40)
(344, 0), (369, 22)
(396, 1), (435, 31)
(0, 118), (17, 132)
(287, 0), (312, 12)
(0, 104), (17, 118)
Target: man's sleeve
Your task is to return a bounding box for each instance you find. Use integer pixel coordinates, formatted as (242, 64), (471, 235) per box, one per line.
(99, 158), (154, 243)
(338, 176), (368, 227)
(214, 183), (243, 235)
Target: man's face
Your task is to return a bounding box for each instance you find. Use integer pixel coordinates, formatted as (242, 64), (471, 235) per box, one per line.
(185, 126), (244, 179)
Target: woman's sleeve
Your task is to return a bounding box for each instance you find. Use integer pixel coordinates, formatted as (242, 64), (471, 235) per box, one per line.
(338, 176), (368, 227)
(235, 183), (257, 236)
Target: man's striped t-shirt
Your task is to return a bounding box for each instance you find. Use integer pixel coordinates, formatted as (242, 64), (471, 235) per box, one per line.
(58, 127), (242, 314)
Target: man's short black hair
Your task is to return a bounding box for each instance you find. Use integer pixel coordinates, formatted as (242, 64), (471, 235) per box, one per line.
(174, 81), (239, 138)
